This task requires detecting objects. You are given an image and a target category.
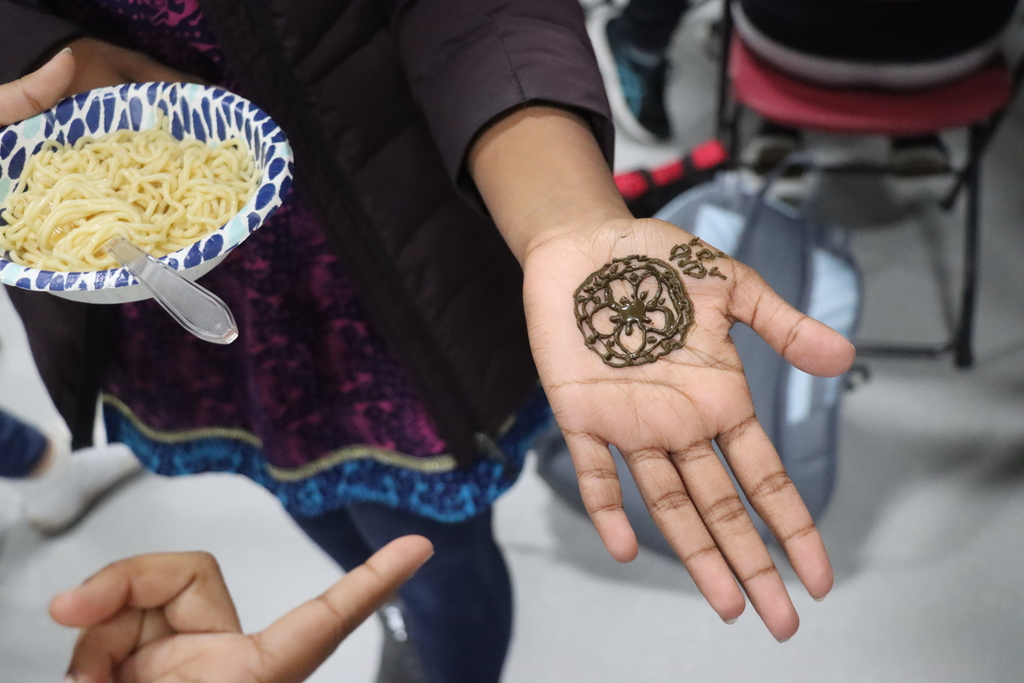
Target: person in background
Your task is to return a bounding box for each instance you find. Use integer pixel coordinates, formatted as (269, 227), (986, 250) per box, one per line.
(0, 2), (854, 682)
(0, 51), (141, 536)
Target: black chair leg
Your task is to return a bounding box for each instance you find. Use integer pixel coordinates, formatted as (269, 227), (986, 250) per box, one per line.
(954, 125), (983, 368)
(727, 104), (743, 166)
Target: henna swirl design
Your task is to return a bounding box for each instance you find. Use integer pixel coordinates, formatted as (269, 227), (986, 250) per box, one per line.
(574, 254), (694, 367)
(671, 237), (728, 280)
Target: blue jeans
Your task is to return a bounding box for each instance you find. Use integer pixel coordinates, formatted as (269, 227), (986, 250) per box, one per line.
(291, 503), (512, 683)
(0, 408), (47, 478)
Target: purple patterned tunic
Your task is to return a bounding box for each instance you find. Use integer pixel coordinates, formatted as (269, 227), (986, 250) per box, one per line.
(52, 0), (548, 521)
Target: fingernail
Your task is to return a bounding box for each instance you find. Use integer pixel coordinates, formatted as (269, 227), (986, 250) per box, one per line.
(723, 616), (737, 625)
(59, 47), (73, 56)
(813, 595), (826, 603)
(775, 635), (791, 644)
(64, 674), (77, 683)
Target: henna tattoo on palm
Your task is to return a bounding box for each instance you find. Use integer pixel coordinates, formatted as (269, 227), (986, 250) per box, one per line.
(671, 236), (729, 280)
(574, 238), (728, 367)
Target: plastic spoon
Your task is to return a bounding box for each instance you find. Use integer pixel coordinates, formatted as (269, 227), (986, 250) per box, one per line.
(105, 236), (238, 344)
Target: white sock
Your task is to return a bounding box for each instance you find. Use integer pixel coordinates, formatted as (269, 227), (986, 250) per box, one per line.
(19, 442), (143, 535)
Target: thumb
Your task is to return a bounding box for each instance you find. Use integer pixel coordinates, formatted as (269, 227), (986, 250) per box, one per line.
(730, 264), (856, 377)
(250, 535), (434, 683)
(0, 47), (75, 126)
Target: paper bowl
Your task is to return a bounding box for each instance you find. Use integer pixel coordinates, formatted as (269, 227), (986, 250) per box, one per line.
(0, 82), (293, 303)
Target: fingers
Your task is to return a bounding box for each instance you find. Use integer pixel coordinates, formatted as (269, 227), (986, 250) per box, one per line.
(729, 266), (856, 378)
(563, 431), (639, 562)
(63, 608), (172, 683)
(251, 535), (434, 683)
(50, 551), (242, 634)
(664, 436), (800, 642)
(0, 48), (75, 125)
(715, 417), (833, 601)
(620, 445), (746, 623)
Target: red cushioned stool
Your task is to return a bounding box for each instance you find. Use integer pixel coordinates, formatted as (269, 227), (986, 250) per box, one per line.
(712, 2), (1021, 367)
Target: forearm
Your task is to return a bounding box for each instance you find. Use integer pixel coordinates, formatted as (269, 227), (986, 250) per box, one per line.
(467, 105), (631, 263)
(391, 0), (613, 187)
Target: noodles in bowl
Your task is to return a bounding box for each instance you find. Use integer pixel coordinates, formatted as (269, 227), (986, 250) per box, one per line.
(0, 82), (292, 303)
(1, 113), (257, 271)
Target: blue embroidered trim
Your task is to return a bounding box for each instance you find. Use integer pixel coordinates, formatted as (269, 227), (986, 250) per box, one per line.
(104, 388), (553, 522)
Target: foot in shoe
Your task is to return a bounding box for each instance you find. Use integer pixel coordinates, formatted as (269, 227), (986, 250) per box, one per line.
(375, 600), (427, 683)
(890, 135), (950, 176)
(588, 5), (672, 144)
(20, 442), (143, 535)
(609, 20), (672, 140)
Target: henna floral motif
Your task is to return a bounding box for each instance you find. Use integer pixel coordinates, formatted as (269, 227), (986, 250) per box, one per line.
(575, 238), (730, 367)
(574, 255), (694, 367)
(670, 237), (728, 280)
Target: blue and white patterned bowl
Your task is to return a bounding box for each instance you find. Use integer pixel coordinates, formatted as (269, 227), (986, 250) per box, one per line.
(0, 82), (293, 303)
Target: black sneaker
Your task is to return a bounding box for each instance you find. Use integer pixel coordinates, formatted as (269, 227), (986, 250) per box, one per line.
(588, 5), (672, 143)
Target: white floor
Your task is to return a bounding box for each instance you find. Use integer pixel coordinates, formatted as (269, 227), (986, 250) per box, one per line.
(4, 3), (1024, 682)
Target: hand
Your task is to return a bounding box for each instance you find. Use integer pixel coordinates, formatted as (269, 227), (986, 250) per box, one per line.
(50, 536), (434, 683)
(469, 105), (854, 643)
(0, 48), (75, 125)
(522, 217), (854, 642)
(58, 37), (199, 97)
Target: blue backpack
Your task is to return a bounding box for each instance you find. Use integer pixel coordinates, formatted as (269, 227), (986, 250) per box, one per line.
(533, 171), (861, 555)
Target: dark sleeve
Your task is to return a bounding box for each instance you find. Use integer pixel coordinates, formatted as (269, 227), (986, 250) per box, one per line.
(0, 1), (84, 82)
(388, 0), (615, 182)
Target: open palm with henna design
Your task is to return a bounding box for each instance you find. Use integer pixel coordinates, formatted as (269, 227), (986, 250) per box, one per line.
(523, 215), (856, 643)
